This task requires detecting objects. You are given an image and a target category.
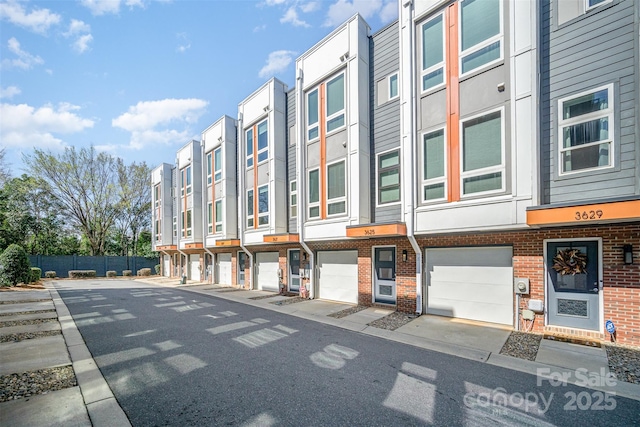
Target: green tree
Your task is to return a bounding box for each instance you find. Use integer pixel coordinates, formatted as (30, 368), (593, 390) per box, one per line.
(0, 244), (31, 286)
(115, 160), (152, 257)
(0, 148), (11, 187)
(24, 146), (119, 256)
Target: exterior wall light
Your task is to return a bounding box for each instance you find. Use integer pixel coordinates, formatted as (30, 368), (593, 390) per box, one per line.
(623, 244), (633, 265)
(402, 250), (408, 262)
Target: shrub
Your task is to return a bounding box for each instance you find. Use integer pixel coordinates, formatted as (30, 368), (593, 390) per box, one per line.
(45, 271), (57, 279)
(106, 270), (117, 278)
(0, 244), (31, 286)
(30, 267), (42, 283)
(123, 270), (132, 277)
(154, 264), (161, 275)
(137, 268), (151, 277)
(68, 270), (97, 279)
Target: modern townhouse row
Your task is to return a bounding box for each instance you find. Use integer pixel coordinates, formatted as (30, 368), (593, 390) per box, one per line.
(152, 0), (640, 347)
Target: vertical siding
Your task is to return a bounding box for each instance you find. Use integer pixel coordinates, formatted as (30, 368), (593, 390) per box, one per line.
(287, 88), (297, 232)
(540, 0), (638, 203)
(370, 21), (401, 223)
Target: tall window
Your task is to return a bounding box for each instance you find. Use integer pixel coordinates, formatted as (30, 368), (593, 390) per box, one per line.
(389, 73), (399, 100)
(460, 0), (502, 75)
(247, 189), (254, 228)
(185, 166), (192, 195)
(206, 152), (212, 185)
(421, 14), (444, 91)
(290, 180), (297, 218)
(215, 199), (223, 232)
(307, 89), (319, 140)
(154, 219), (161, 241)
(422, 129), (447, 201)
(308, 169), (320, 218)
(173, 216), (177, 238)
(257, 120), (268, 163)
(214, 147), (222, 182)
(326, 74), (345, 133)
(378, 150), (400, 204)
(461, 110), (504, 195)
(154, 184), (160, 207)
(207, 202), (213, 234)
(327, 160), (346, 215)
(246, 128), (254, 168)
(559, 85), (613, 175)
(258, 185), (269, 226)
(182, 209), (192, 238)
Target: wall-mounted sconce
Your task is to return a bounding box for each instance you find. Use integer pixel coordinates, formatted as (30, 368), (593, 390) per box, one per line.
(340, 52), (349, 62)
(623, 244), (633, 265)
(497, 82), (505, 92)
(218, 136), (223, 143)
(303, 252), (308, 261)
(402, 250), (408, 262)
(263, 106), (269, 112)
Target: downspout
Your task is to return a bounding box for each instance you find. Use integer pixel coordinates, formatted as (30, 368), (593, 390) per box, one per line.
(204, 246), (215, 284)
(295, 67), (315, 299)
(237, 112), (254, 290)
(402, 0), (423, 315)
(202, 143), (213, 283)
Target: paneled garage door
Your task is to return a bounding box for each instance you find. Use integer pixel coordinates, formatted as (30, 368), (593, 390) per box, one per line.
(163, 255), (170, 277)
(189, 254), (200, 281)
(217, 253), (232, 285)
(425, 247), (513, 325)
(256, 252), (279, 292)
(317, 250), (358, 304)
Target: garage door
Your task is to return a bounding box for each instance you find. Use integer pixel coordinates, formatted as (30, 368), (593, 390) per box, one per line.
(189, 254), (200, 281)
(317, 251), (358, 304)
(425, 247), (513, 325)
(256, 252), (279, 292)
(163, 255), (170, 277)
(217, 253), (232, 285)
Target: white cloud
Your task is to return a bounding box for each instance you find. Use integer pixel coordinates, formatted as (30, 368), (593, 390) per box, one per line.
(0, 0), (61, 34)
(98, 128), (191, 152)
(0, 86), (21, 99)
(253, 24), (267, 32)
(280, 6), (309, 27)
(258, 50), (296, 79)
(300, 2), (320, 13)
(264, 0), (287, 5)
(324, 0), (382, 27)
(73, 34), (94, 54)
(0, 102), (94, 150)
(80, 0), (145, 15)
(176, 32), (190, 53)
(379, 0), (398, 24)
(64, 19), (91, 36)
(63, 20), (93, 54)
(1, 37), (44, 70)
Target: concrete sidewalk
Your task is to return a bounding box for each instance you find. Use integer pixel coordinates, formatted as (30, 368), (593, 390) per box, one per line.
(1, 278), (639, 427)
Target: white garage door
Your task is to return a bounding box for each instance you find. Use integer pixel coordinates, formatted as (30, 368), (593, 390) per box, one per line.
(317, 251), (358, 304)
(217, 253), (232, 285)
(256, 252), (279, 292)
(425, 247), (513, 325)
(189, 254), (200, 281)
(163, 255), (170, 277)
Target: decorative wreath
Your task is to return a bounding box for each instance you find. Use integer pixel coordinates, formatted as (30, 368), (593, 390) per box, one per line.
(552, 249), (587, 275)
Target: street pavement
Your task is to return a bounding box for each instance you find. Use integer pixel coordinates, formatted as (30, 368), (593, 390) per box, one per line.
(0, 278), (640, 426)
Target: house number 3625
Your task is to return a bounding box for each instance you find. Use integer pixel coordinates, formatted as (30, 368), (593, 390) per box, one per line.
(575, 210), (603, 220)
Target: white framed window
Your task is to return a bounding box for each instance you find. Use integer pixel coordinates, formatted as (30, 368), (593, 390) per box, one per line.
(207, 202), (213, 234)
(459, 0), (503, 76)
(258, 185), (269, 226)
(246, 128), (254, 168)
(558, 84), (613, 175)
(307, 89), (319, 141)
(388, 73), (399, 100)
(213, 147), (222, 182)
(327, 160), (346, 215)
(308, 169), (320, 219)
(173, 216), (177, 238)
(247, 189), (254, 228)
(185, 166), (192, 195)
(154, 184), (160, 207)
(154, 219), (161, 242)
(290, 180), (297, 218)
(586, 0), (612, 11)
(182, 209), (192, 238)
(257, 120), (268, 164)
(326, 74), (345, 133)
(215, 199), (223, 233)
(421, 13), (445, 91)
(206, 152), (212, 185)
(460, 108), (504, 196)
(377, 149), (400, 205)
(422, 128), (447, 202)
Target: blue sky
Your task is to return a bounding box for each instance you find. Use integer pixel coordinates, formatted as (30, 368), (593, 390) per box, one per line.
(0, 0), (398, 177)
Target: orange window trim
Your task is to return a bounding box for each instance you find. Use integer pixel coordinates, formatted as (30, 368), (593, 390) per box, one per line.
(446, 3), (460, 202)
(320, 83), (327, 219)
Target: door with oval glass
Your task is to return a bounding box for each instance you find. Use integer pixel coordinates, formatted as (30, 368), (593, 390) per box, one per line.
(546, 240), (601, 331)
(374, 247), (396, 304)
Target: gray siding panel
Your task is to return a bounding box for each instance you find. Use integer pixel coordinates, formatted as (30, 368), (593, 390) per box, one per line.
(287, 88), (297, 232)
(370, 21), (401, 223)
(540, 0), (638, 204)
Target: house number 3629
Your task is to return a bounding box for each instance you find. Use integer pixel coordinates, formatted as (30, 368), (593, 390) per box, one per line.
(575, 210), (603, 221)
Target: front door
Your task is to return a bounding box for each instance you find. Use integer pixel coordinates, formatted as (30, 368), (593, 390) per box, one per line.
(288, 250), (300, 292)
(238, 251), (247, 286)
(546, 240), (601, 331)
(374, 247), (396, 304)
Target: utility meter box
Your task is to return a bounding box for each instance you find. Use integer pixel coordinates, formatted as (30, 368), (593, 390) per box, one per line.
(528, 299), (544, 313)
(514, 278), (530, 294)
